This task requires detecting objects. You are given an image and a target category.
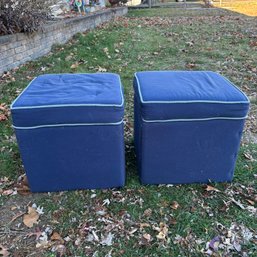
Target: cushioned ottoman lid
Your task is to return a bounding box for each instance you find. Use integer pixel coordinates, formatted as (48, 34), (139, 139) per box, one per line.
(11, 73), (124, 128)
(134, 71), (249, 121)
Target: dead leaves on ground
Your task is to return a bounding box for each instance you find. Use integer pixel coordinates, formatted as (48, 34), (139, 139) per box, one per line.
(51, 231), (64, 244)
(0, 245), (9, 257)
(205, 222), (255, 255)
(97, 66), (107, 72)
(0, 174), (31, 197)
(0, 71), (16, 83)
(0, 177), (16, 196)
(28, 227), (43, 241)
(0, 184), (256, 256)
(185, 62), (197, 69)
(23, 206), (40, 228)
(70, 59), (86, 69)
(243, 151), (254, 161)
(142, 233), (151, 243)
(27, 227), (66, 253)
(171, 201), (180, 210)
(16, 174), (31, 196)
(154, 222), (169, 241)
(249, 40), (257, 47)
(203, 183), (256, 216)
(205, 185), (221, 193)
(0, 103), (10, 122)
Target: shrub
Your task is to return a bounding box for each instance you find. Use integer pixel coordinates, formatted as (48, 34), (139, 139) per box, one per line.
(0, 0), (54, 35)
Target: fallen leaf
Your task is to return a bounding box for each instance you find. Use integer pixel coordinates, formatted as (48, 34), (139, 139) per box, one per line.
(17, 185), (31, 196)
(186, 63), (196, 69)
(23, 206), (39, 228)
(96, 210), (106, 216)
(169, 217), (177, 225)
(233, 241), (242, 252)
(0, 114), (7, 121)
(75, 238), (81, 246)
(102, 199), (110, 206)
(34, 205), (44, 215)
(156, 231), (166, 240)
(209, 236), (220, 251)
(28, 227), (43, 240)
(0, 104), (8, 112)
(155, 222), (168, 240)
(129, 228), (138, 235)
(243, 152), (253, 161)
(92, 231), (99, 241)
(186, 41), (194, 47)
(171, 201), (180, 210)
(143, 208), (152, 217)
(0, 177), (9, 184)
(231, 198), (245, 210)
(173, 234), (183, 244)
(51, 232), (64, 244)
(103, 47), (109, 53)
(17, 175), (31, 195)
(85, 233), (94, 242)
(70, 62), (79, 69)
(65, 55), (73, 61)
(205, 185), (221, 192)
(98, 66), (107, 72)
(90, 193), (97, 198)
(53, 244), (66, 257)
(0, 245), (9, 257)
(36, 231), (49, 248)
(249, 40), (257, 47)
(100, 233), (114, 246)
(246, 199), (255, 206)
(2, 189), (14, 196)
(140, 223), (151, 230)
(143, 233), (151, 242)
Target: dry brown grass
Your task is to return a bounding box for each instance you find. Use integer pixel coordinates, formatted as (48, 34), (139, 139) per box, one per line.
(214, 1), (257, 16)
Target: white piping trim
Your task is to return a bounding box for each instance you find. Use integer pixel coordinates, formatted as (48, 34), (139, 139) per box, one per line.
(134, 71), (249, 104)
(142, 116), (248, 123)
(11, 73), (124, 110)
(13, 120), (124, 130)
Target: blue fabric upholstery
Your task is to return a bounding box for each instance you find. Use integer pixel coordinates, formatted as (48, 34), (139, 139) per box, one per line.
(12, 73), (124, 127)
(134, 71), (249, 184)
(134, 71), (249, 120)
(11, 73), (125, 192)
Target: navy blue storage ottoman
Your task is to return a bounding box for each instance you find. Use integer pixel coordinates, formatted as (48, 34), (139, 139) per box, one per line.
(11, 73), (125, 192)
(134, 71), (249, 184)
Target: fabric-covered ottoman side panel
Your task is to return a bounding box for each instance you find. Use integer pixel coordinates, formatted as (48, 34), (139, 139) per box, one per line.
(134, 94), (143, 175)
(15, 124), (125, 192)
(140, 119), (246, 184)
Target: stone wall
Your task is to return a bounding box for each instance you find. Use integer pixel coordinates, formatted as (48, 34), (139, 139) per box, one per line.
(0, 7), (127, 75)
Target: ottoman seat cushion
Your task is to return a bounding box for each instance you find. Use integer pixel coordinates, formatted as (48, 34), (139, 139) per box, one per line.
(11, 73), (125, 192)
(134, 71), (249, 184)
(134, 71), (249, 121)
(12, 73), (124, 127)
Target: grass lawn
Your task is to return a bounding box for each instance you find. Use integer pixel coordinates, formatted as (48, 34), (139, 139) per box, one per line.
(0, 7), (257, 257)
